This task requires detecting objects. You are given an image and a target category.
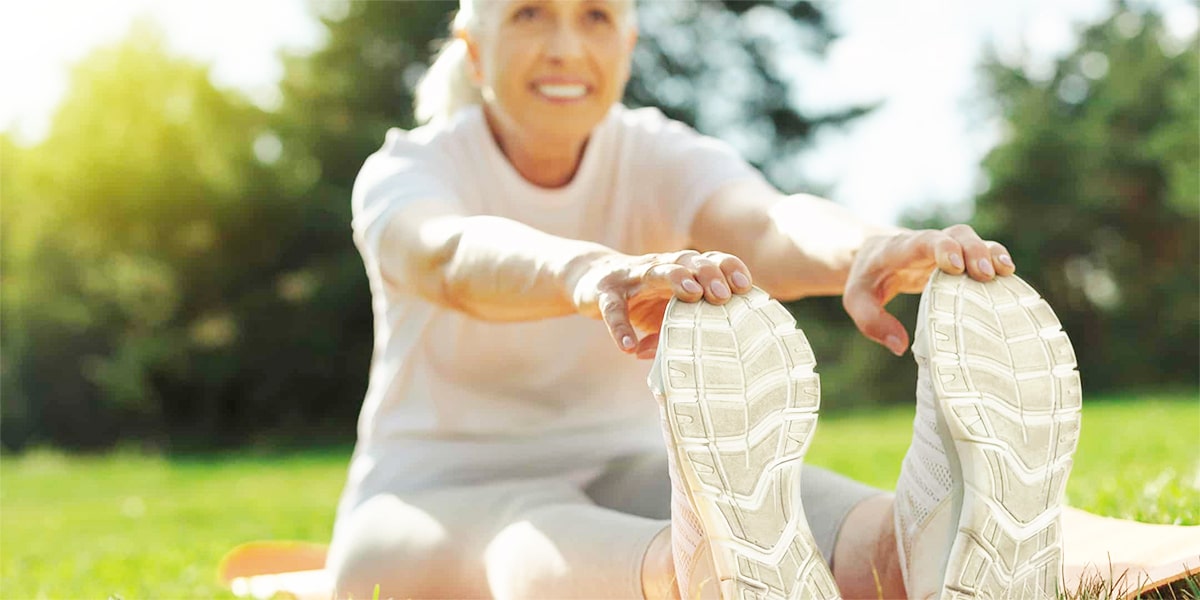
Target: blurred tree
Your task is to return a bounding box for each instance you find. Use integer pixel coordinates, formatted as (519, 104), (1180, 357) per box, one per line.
(1, 23), (366, 450)
(1, 133), (34, 448)
(624, 1), (873, 191)
(972, 5), (1198, 391)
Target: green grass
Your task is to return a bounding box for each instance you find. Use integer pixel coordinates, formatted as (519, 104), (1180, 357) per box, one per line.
(808, 392), (1200, 525)
(2, 392), (1197, 598)
(1, 451), (347, 598)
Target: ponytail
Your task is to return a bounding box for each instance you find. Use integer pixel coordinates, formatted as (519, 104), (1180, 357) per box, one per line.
(414, 36), (483, 125)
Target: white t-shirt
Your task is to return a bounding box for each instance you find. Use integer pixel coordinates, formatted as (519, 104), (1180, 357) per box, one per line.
(339, 104), (763, 509)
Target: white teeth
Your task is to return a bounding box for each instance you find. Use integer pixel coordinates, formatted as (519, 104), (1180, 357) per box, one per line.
(536, 84), (587, 99)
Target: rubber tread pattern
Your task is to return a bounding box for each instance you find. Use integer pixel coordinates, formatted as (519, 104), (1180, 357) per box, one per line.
(928, 272), (1082, 600)
(661, 289), (840, 600)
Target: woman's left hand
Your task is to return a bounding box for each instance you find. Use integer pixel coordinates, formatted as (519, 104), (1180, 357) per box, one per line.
(842, 224), (1016, 356)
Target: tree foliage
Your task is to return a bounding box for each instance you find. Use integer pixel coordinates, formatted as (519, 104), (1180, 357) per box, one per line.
(1, 24), (365, 450)
(623, 1), (872, 191)
(972, 5), (1198, 391)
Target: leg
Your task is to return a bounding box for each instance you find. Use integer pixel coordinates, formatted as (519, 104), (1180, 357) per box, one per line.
(327, 477), (666, 599)
(591, 452), (882, 599)
(825, 494), (1200, 600)
(648, 289), (925, 599)
(484, 499), (666, 599)
(585, 452), (671, 521)
(832, 494), (906, 599)
(817, 469), (1200, 599)
(895, 271), (1081, 599)
(650, 289), (837, 599)
(642, 526), (678, 599)
(829, 271), (1198, 600)
(583, 453), (677, 597)
(328, 483), (508, 599)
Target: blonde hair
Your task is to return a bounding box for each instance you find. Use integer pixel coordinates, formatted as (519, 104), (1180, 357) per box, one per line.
(413, 0), (637, 125)
(414, 3), (484, 125)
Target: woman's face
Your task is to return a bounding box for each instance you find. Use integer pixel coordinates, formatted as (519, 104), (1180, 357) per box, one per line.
(462, 0), (637, 145)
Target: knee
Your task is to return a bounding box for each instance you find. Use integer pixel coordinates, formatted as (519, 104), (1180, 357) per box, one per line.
(327, 546), (412, 600)
(327, 496), (460, 599)
(484, 520), (567, 600)
(327, 549), (396, 600)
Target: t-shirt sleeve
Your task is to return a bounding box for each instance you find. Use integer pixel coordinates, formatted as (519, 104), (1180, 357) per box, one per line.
(644, 113), (766, 245)
(350, 129), (462, 284)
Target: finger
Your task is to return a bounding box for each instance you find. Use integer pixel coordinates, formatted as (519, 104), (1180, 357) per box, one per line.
(680, 253), (731, 304)
(945, 224), (995, 281)
(842, 282), (910, 356)
(891, 229), (960, 277)
(987, 241), (1016, 276)
(598, 289), (637, 353)
(708, 252), (753, 294)
(635, 333), (660, 359)
(645, 262), (704, 302)
(664, 249), (703, 264)
(930, 231), (966, 275)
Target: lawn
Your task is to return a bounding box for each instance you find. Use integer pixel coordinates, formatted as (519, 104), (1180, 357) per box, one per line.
(2, 392), (1197, 599)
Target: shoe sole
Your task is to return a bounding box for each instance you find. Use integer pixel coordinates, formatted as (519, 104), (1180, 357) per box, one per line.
(659, 289), (839, 600)
(924, 271), (1082, 599)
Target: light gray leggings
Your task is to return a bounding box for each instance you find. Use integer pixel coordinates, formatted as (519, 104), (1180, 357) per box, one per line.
(327, 453), (882, 599)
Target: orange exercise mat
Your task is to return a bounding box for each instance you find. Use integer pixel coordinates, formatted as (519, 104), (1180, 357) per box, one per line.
(218, 540), (331, 600)
(219, 508), (1199, 599)
(1060, 507), (1200, 595)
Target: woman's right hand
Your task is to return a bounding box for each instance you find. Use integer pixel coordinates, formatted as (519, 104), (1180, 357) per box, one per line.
(568, 250), (755, 359)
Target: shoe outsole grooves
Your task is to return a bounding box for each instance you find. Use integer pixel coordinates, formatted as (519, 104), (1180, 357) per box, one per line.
(925, 271), (1082, 600)
(659, 288), (839, 600)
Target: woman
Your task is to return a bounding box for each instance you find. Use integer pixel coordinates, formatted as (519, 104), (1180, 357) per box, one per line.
(324, 1), (1193, 598)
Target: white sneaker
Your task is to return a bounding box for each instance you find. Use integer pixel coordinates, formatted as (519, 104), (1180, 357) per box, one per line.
(895, 271), (1083, 599)
(649, 288), (840, 600)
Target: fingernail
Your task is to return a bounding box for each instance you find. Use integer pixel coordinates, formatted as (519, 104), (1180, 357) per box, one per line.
(731, 272), (750, 289)
(949, 254), (964, 270)
(998, 254), (1014, 268)
(886, 335), (905, 356)
(622, 335), (636, 350)
(682, 279), (703, 294)
(978, 258), (995, 277)
(710, 280), (731, 299)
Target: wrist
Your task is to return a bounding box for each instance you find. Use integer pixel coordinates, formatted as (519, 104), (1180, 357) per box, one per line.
(865, 226), (911, 244)
(842, 229), (908, 289)
(559, 245), (623, 309)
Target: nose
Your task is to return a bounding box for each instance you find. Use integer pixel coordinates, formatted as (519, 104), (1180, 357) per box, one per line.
(544, 19), (585, 61)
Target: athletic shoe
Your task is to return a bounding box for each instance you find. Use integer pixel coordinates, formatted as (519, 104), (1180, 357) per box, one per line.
(648, 288), (840, 599)
(895, 270), (1083, 599)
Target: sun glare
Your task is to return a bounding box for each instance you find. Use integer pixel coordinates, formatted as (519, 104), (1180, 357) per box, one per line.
(0, 0), (320, 144)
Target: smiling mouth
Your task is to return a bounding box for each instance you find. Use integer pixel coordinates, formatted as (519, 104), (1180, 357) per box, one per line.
(534, 83), (589, 100)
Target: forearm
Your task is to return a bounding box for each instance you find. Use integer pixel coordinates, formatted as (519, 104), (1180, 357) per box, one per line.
(383, 213), (616, 321)
(742, 194), (906, 300)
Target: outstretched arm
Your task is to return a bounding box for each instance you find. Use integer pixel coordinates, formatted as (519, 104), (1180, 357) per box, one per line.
(376, 200), (753, 356)
(689, 178), (1016, 355)
(689, 178), (904, 299)
(378, 200), (610, 321)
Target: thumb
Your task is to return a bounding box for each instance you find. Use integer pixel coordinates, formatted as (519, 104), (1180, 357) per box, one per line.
(843, 288), (910, 356)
